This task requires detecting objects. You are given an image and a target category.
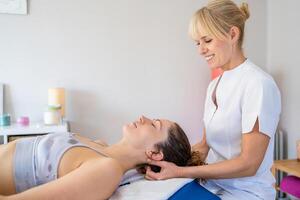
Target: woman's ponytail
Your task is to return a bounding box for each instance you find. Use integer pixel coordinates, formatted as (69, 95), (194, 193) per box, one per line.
(187, 151), (206, 166)
(240, 2), (250, 21)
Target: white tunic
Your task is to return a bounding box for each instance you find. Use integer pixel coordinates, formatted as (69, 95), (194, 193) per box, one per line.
(202, 59), (281, 200)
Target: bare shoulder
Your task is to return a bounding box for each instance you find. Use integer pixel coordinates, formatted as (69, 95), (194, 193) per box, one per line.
(82, 157), (124, 186)
(94, 157), (123, 176)
(93, 139), (109, 147)
(81, 157), (124, 198)
(82, 156), (123, 172)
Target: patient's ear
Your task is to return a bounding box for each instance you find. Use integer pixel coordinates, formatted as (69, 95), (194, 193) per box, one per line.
(146, 150), (164, 161)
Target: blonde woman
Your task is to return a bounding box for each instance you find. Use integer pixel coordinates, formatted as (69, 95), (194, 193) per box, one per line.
(146, 1), (281, 199)
(0, 116), (202, 199)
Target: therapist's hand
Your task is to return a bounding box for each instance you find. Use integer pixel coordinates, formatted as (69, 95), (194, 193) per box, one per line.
(145, 160), (183, 180)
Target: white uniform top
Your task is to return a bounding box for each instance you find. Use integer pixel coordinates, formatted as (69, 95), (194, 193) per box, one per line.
(203, 59), (281, 199)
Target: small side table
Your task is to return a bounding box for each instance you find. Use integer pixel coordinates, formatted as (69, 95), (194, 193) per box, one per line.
(272, 159), (300, 190)
(0, 121), (69, 144)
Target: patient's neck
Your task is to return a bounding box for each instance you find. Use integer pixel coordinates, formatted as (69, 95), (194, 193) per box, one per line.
(102, 141), (146, 172)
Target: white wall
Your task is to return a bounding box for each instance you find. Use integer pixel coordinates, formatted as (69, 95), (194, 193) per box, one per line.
(243, 0), (268, 70)
(267, 0), (300, 159)
(0, 0), (267, 145)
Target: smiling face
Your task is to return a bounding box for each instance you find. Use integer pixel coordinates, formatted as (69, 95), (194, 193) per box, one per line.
(188, 1), (248, 71)
(195, 26), (234, 70)
(122, 116), (173, 151)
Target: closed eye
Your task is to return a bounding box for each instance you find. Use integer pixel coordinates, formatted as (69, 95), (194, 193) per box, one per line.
(196, 37), (212, 46)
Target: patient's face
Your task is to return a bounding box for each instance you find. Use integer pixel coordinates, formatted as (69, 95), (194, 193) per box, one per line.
(122, 115), (173, 150)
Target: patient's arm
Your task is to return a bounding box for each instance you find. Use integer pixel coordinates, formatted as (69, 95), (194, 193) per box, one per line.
(5, 158), (123, 200)
(192, 128), (209, 161)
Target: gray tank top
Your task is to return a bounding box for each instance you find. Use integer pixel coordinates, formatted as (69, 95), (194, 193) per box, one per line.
(14, 132), (108, 192)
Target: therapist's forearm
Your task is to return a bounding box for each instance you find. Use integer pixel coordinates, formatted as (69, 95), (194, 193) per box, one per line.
(178, 156), (255, 179)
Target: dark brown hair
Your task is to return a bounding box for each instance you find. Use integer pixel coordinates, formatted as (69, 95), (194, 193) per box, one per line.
(150, 123), (205, 172)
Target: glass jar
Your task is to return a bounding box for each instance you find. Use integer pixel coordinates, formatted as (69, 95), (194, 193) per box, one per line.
(0, 113), (11, 126)
(44, 105), (61, 125)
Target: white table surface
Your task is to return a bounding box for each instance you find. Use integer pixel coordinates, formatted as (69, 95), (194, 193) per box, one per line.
(0, 121), (69, 144)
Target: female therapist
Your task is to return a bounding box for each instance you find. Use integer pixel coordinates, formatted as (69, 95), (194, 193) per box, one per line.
(145, 0), (281, 199)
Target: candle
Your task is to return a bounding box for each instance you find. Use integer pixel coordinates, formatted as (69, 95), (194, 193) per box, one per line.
(44, 105), (61, 125)
(48, 88), (65, 117)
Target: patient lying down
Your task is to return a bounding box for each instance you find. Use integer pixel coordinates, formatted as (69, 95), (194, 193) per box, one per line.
(0, 116), (203, 200)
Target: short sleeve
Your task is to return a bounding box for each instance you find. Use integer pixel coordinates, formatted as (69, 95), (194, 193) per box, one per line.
(241, 78), (281, 137)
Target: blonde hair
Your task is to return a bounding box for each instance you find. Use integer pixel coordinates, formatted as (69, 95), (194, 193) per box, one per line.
(189, 0), (250, 48)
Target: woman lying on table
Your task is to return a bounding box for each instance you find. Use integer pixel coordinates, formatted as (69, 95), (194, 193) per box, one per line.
(0, 116), (202, 200)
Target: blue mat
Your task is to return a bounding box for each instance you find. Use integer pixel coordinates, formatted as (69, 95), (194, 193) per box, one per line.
(168, 180), (221, 200)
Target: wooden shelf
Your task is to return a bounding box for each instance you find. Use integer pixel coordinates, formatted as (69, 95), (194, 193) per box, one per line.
(272, 159), (300, 177)
(272, 159), (300, 194)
